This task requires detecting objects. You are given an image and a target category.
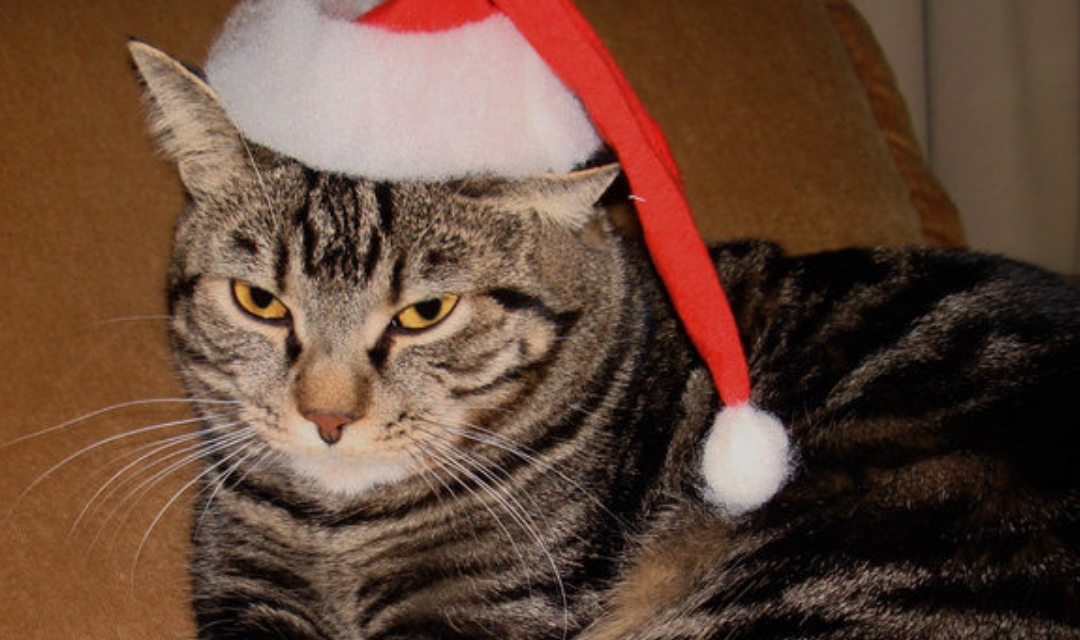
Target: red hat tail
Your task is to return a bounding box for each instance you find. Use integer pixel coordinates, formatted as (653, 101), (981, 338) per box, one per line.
(492, 0), (752, 408)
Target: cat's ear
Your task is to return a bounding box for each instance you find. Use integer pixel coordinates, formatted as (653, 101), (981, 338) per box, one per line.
(128, 40), (253, 200)
(460, 163), (622, 229)
(524, 163), (623, 228)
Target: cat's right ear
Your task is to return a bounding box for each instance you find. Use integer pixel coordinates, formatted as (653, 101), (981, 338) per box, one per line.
(128, 40), (252, 200)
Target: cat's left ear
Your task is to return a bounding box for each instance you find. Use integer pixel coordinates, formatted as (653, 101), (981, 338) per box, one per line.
(504, 163), (623, 229)
(128, 40), (255, 202)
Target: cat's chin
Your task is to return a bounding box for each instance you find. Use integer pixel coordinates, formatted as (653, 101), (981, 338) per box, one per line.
(286, 450), (414, 497)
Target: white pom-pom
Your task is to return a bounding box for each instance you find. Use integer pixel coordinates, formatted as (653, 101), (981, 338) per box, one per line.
(701, 403), (793, 516)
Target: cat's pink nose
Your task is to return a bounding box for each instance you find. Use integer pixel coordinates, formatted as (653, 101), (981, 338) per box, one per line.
(304, 411), (355, 445)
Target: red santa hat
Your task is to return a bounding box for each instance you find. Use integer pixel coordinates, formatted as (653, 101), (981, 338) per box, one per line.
(205, 0), (793, 516)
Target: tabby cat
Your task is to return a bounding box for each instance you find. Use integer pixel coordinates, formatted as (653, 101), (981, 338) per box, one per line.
(130, 42), (1080, 640)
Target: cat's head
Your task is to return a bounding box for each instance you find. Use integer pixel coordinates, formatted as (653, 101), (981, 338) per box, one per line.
(130, 42), (632, 500)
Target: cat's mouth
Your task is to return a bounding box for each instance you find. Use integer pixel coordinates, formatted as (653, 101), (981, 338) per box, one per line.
(265, 411), (426, 496)
(287, 446), (416, 496)
(237, 403), (480, 497)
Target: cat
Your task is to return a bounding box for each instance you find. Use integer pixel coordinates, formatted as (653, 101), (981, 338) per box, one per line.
(129, 41), (1080, 640)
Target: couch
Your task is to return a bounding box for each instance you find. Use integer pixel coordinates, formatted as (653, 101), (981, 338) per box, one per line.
(0, 1), (964, 637)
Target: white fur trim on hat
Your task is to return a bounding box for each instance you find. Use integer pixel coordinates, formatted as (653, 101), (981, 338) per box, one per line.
(701, 404), (793, 516)
(204, 0), (603, 180)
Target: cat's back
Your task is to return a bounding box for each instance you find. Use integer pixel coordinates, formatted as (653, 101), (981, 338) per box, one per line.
(595, 242), (1080, 639)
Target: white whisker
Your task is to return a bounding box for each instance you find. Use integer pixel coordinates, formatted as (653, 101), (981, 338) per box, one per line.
(236, 132), (276, 214)
(1, 397), (239, 449)
(130, 437), (259, 594)
(2, 411), (239, 531)
(69, 419), (243, 540)
(192, 444), (273, 540)
(69, 430), (206, 540)
(417, 425), (553, 537)
(417, 415), (628, 530)
(93, 426), (256, 553)
(90, 315), (174, 327)
(409, 439), (524, 556)
(405, 448), (455, 510)
(415, 430), (570, 638)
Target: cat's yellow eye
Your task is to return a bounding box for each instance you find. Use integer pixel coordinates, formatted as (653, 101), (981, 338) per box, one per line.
(231, 280), (289, 322)
(394, 294), (460, 332)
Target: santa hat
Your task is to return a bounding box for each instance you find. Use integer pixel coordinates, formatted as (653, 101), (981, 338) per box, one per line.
(205, 0), (793, 516)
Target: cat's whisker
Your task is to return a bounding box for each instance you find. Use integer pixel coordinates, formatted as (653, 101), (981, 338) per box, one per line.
(404, 448), (455, 510)
(0, 397), (239, 449)
(408, 438), (534, 586)
(416, 414), (628, 530)
(193, 444), (274, 541)
(89, 425), (255, 555)
(417, 423), (556, 536)
(77, 429), (205, 493)
(2, 411), (240, 532)
(69, 429), (211, 541)
(82, 425), (250, 552)
(70, 420), (244, 541)
(90, 314), (175, 327)
(236, 129), (276, 215)
(414, 431), (561, 598)
(414, 430), (570, 638)
(416, 418), (565, 521)
(130, 438), (260, 594)
(404, 447), (495, 545)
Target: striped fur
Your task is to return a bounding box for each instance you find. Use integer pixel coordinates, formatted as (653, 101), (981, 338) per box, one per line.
(131, 43), (1080, 639)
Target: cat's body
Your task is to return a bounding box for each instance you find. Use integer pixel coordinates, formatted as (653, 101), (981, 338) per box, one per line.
(130, 44), (1080, 640)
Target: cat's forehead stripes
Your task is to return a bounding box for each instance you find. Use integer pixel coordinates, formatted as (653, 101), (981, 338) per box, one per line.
(373, 181), (395, 236)
(229, 231), (260, 257)
(291, 172), (390, 285)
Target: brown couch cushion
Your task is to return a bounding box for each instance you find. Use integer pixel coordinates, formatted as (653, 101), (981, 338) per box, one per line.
(823, 0), (966, 248)
(0, 1), (955, 638)
(1, 4), (233, 638)
(579, 0), (936, 252)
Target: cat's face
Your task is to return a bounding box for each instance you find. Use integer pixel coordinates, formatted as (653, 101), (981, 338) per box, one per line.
(131, 43), (625, 499)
